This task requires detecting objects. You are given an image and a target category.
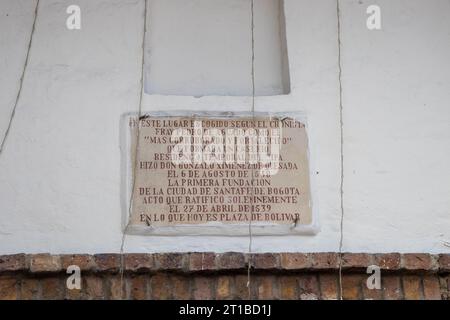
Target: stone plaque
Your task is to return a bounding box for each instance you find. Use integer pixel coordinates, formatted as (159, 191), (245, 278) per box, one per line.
(122, 113), (315, 235)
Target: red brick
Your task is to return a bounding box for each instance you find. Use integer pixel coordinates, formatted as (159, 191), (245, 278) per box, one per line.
(341, 253), (372, 269)
(21, 278), (39, 300)
(151, 274), (171, 299)
(256, 276), (275, 299)
(374, 253), (401, 270)
(84, 276), (103, 300)
(279, 276), (298, 300)
(442, 276), (450, 300)
(310, 253), (339, 270)
(280, 253), (310, 270)
(125, 254), (154, 272)
(94, 254), (120, 272)
(0, 254), (26, 272)
(234, 275), (253, 299)
(382, 275), (402, 300)
(216, 276), (232, 299)
(130, 275), (148, 300)
(108, 275), (125, 300)
(319, 274), (338, 300)
(193, 276), (214, 300)
(342, 274), (363, 300)
(217, 252), (245, 270)
(402, 275), (422, 300)
(66, 287), (82, 300)
(422, 275), (441, 300)
(402, 253), (433, 271)
(61, 254), (95, 271)
(298, 275), (320, 300)
(154, 253), (184, 271)
(29, 254), (61, 273)
(171, 275), (191, 299)
(0, 276), (18, 300)
(41, 277), (63, 299)
(251, 253), (279, 269)
(188, 252), (216, 271)
(438, 254), (450, 272)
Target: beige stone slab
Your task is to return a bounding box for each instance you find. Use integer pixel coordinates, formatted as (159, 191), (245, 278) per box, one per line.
(124, 114), (313, 234)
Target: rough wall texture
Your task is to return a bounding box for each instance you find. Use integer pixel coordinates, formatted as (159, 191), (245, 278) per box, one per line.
(1, 252), (449, 300)
(2, 0), (449, 255)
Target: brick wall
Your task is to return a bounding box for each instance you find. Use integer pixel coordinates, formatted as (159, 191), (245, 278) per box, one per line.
(0, 253), (449, 300)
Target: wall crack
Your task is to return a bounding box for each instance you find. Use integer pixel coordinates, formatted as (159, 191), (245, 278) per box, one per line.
(0, 0), (40, 157)
(336, 0), (345, 301)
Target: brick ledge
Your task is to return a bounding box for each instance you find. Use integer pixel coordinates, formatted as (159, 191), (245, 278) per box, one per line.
(0, 252), (449, 274)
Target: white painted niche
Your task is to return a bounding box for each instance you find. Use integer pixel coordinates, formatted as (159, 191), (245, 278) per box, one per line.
(144, 0), (290, 97)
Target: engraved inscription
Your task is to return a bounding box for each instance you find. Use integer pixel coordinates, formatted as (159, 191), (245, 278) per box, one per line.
(127, 116), (312, 228)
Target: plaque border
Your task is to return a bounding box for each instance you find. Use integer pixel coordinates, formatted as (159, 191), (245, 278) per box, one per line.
(120, 111), (319, 236)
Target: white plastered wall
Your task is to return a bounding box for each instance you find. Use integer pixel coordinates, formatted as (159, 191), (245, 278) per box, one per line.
(0, 0), (449, 254)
